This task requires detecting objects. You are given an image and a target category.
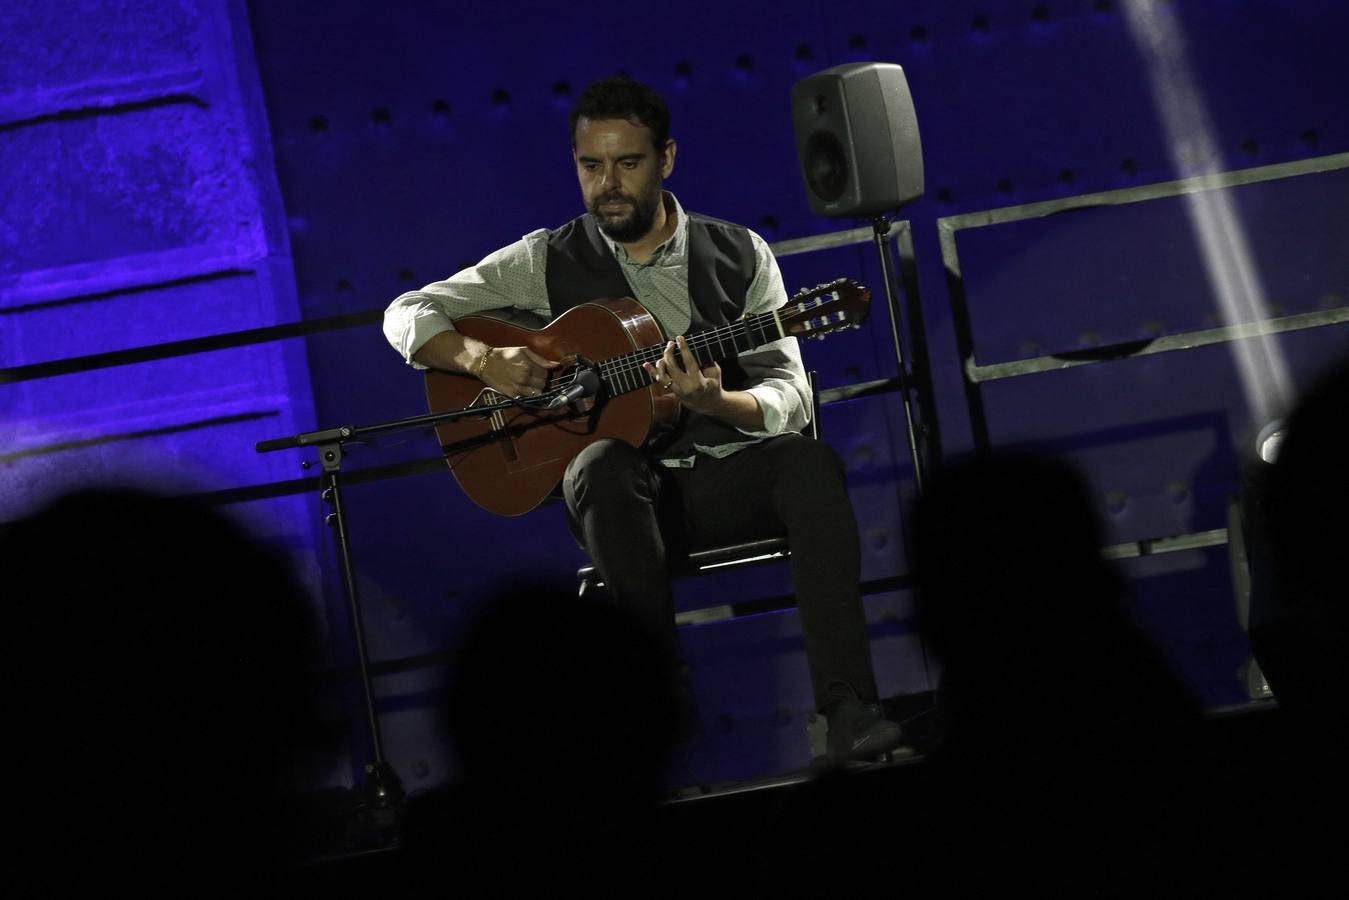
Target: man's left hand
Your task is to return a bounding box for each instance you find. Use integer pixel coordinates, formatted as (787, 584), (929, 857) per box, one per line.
(643, 335), (725, 415)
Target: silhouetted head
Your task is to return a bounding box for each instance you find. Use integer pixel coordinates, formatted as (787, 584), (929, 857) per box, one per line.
(441, 579), (683, 808)
(911, 450), (1202, 768)
(1265, 356), (1349, 617)
(1249, 356), (1349, 739)
(0, 486), (333, 891)
(913, 451), (1124, 671)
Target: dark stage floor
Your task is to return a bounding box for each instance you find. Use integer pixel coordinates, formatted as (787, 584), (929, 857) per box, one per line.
(298, 698), (1298, 894)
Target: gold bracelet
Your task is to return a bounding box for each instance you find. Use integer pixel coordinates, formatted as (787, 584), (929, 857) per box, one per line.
(471, 347), (492, 378)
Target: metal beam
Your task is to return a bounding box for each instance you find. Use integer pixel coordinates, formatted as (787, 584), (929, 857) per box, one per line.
(1102, 528), (1229, 560)
(938, 152), (1349, 234)
(967, 306), (1349, 383)
(769, 222), (908, 258)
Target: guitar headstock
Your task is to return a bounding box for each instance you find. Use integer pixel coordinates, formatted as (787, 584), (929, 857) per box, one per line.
(777, 278), (872, 341)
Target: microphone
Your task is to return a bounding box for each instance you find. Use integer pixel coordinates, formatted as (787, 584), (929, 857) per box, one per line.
(542, 367), (602, 409)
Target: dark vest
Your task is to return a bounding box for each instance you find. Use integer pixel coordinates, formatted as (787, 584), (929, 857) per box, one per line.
(545, 210), (758, 457)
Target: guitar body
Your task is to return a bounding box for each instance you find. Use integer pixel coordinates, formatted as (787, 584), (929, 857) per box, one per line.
(423, 279), (871, 518)
(425, 297), (679, 516)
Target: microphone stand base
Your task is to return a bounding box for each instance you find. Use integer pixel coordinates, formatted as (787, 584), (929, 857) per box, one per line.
(360, 761), (406, 810)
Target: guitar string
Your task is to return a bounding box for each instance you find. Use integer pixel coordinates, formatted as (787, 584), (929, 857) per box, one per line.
(593, 294), (842, 393)
(598, 308), (782, 394)
(600, 316), (762, 386)
(590, 282), (847, 394)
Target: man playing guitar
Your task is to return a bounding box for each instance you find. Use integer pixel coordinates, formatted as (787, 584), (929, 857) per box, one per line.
(382, 76), (902, 764)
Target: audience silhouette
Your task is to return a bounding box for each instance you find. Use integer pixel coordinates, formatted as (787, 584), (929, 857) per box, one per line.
(763, 452), (1217, 897)
(398, 579), (685, 897)
(1, 486), (335, 896)
(1240, 356), (1349, 891)
(907, 451), (1212, 895)
(1249, 357), (1349, 746)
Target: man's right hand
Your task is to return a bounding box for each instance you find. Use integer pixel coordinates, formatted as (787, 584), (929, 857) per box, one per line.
(478, 346), (562, 398)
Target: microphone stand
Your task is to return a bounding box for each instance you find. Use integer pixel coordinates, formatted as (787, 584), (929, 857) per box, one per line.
(256, 391), (547, 812)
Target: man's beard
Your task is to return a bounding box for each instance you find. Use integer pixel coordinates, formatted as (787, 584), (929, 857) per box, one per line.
(590, 186), (661, 243)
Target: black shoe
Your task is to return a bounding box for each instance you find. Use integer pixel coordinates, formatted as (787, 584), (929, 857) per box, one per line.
(825, 697), (905, 764)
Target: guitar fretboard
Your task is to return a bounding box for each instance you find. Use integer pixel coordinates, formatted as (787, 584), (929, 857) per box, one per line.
(594, 309), (783, 396)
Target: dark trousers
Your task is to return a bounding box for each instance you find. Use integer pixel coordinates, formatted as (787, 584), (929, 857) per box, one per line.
(562, 432), (879, 711)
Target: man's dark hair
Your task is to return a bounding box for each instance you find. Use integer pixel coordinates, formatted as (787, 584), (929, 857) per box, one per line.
(569, 75), (670, 152)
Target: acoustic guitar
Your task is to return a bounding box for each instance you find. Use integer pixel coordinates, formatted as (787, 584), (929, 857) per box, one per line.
(424, 278), (870, 516)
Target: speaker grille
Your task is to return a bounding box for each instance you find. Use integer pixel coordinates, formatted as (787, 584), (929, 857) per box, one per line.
(804, 131), (849, 203)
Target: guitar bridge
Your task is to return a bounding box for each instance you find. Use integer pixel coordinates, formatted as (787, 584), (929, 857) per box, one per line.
(480, 390), (519, 462)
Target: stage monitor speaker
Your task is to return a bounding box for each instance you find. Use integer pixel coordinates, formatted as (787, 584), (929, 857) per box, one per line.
(791, 62), (924, 218)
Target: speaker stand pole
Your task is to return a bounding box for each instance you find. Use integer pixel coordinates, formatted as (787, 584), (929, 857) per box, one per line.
(872, 215), (927, 495)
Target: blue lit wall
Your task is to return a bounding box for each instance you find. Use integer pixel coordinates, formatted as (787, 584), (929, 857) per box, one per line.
(0, 5), (323, 573)
(6, 0), (1347, 790)
(1, 1), (334, 766)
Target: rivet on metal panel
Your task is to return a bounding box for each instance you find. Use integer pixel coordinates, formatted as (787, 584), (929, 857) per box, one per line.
(866, 527), (891, 552)
(1166, 481), (1190, 503)
(850, 444), (876, 471)
(1105, 491), (1130, 515)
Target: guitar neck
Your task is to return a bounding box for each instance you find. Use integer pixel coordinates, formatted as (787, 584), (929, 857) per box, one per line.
(595, 309), (783, 397)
